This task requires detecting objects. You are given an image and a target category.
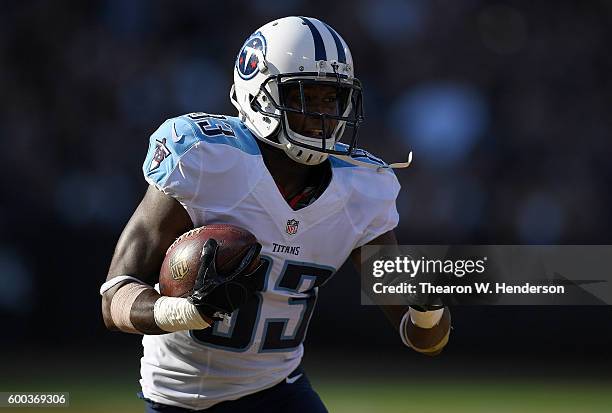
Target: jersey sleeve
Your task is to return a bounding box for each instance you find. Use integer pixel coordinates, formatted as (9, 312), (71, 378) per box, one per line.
(351, 167), (401, 248)
(142, 114), (264, 223)
(142, 116), (201, 203)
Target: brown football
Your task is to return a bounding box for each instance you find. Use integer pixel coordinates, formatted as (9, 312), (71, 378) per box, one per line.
(159, 224), (260, 297)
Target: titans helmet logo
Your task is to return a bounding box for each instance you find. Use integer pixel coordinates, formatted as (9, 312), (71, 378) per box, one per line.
(236, 31), (267, 80)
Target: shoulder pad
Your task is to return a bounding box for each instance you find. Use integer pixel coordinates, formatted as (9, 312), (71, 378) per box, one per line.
(178, 113), (260, 155)
(143, 116), (199, 188)
(330, 145), (388, 169)
(331, 147), (399, 202)
(143, 113), (260, 188)
(349, 148), (388, 167)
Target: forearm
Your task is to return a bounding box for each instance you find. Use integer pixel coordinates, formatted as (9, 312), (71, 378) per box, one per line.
(101, 186), (204, 334)
(101, 277), (210, 335)
(351, 233), (451, 356)
(101, 277), (163, 334)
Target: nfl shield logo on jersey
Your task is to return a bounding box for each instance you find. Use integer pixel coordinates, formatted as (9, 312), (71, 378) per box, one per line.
(286, 219), (299, 235)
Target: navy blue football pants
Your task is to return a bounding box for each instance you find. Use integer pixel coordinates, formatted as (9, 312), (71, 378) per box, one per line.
(140, 367), (328, 413)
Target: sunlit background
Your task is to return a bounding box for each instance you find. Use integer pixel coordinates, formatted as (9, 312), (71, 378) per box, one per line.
(1, 0), (611, 411)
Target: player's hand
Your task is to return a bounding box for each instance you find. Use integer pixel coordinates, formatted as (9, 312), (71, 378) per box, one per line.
(188, 238), (262, 321)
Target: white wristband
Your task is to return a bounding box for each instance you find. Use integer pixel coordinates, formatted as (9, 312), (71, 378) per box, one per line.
(409, 307), (444, 329)
(153, 297), (210, 332)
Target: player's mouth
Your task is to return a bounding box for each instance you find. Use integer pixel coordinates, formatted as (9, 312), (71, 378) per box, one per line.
(302, 129), (323, 138)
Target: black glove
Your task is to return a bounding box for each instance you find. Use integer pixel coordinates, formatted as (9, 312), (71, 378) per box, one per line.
(188, 238), (262, 321)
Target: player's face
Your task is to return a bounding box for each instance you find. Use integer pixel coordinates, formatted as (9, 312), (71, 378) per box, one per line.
(282, 83), (348, 139)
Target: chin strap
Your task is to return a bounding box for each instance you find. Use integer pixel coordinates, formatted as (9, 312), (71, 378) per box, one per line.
(334, 151), (413, 172)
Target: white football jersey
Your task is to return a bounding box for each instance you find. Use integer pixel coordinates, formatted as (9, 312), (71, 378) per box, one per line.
(139, 112), (399, 409)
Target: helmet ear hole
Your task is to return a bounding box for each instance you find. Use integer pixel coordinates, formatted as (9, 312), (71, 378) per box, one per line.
(249, 94), (260, 112)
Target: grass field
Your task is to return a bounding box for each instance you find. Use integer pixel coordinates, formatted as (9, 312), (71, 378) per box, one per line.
(2, 376), (610, 413)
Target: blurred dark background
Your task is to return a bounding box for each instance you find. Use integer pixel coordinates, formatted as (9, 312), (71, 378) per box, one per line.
(1, 0), (611, 386)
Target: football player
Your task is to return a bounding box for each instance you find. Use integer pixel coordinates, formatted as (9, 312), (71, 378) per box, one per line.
(100, 16), (450, 413)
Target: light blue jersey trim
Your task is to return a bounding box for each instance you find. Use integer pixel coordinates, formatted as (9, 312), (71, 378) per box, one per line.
(330, 143), (388, 168)
(143, 117), (198, 188)
(329, 156), (356, 168)
(179, 113), (261, 155)
(143, 114), (260, 188)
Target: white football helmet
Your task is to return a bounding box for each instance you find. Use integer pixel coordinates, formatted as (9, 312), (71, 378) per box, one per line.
(230, 16), (363, 165)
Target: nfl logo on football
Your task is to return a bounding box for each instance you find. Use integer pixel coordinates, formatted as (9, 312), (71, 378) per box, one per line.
(286, 219), (299, 235)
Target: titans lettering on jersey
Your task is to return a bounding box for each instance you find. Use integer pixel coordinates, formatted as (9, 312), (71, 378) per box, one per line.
(141, 112), (400, 410)
(272, 242), (301, 256)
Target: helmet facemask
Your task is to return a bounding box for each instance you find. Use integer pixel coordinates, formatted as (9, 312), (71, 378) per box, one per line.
(255, 72), (364, 165)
